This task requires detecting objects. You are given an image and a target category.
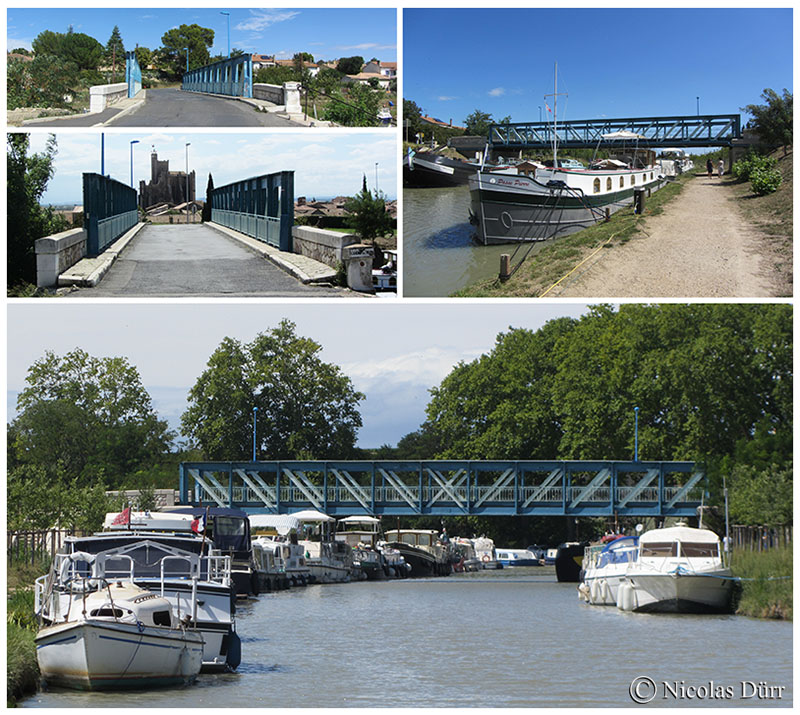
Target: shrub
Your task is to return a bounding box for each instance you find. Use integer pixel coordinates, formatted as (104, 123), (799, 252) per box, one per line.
(750, 167), (782, 195)
(732, 153), (777, 181)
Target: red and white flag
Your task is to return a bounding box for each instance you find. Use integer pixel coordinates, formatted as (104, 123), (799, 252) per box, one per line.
(111, 507), (131, 525)
(191, 514), (206, 534)
(545, 102), (552, 113)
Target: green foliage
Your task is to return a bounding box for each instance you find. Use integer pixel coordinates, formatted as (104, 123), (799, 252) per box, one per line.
(336, 55), (364, 75)
(344, 176), (394, 246)
(254, 64), (299, 85)
(8, 587), (37, 631)
(464, 109), (493, 136)
(731, 546), (792, 619)
(7, 621), (40, 704)
(11, 47), (32, 56)
(750, 167), (782, 195)
(728, 465), (793, 525)
(7, 134), (68, 288)
(732, 153), (777, 181)
(181, 320), (365, 460)
(8, 348), (173, 486)
(202, 173), (214, 222)
(61, 32), (103, 70)
(158, 23), (214, 79)
(297, 51), (314, 63)
(104, 25), (125, 64)
(742, 88), (792, 154)
(403, 99), (424, 139)
(321, 82), (381, 127)
(32, 29), (64, 56)
(7, 54), (80, 109)
(134, 46), (152, 69)
(313, 66), (345, 94)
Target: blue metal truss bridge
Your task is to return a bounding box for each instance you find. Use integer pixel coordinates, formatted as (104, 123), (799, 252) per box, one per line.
(488, 114), (741, 151)
(179, 460), (705, 517)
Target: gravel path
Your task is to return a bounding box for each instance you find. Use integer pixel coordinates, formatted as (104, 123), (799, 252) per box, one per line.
(557, 175), (773, 297)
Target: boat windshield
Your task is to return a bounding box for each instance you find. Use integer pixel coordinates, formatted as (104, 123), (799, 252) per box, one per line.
(679, 542), (719, 558)
(641, 542), (678, 557)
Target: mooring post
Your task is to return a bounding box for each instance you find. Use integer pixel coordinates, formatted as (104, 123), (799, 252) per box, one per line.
(499, 254), (510, 281)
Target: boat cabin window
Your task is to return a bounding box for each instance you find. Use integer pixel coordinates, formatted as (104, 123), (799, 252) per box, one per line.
(631, 175), (636, 185)
(215, 517), (246, 536)
(152, 610), (173, 627)
(650, 172), (654, 180)
(641, 541), (677, 557)
(679, 542), (719, 558)
(400, 533), (417, 545)
(606, 178), (612, 191)
(418, 534), (432, 547)
(619, 177), (624, 188)
(90, 607), (126, 618)
(593, 178), (601, 193)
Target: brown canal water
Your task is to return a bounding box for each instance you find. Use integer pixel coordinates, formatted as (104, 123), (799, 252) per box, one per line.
(23, 567), (792, 708)
(403, 186), (548, 297)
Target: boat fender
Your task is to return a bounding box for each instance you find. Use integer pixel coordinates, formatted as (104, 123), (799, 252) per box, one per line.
(250, 571), (260, 597)
(137, 620), (146, 633)
(589, 580), (599, 603)
(546, 180), (568, 189)
(226, 631), (242, 670)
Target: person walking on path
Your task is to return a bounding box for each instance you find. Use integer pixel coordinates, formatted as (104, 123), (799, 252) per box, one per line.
(718, 158), (725, 178)
(706, 158), (713, 177)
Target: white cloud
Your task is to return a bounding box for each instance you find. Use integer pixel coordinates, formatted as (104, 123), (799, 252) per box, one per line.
(235, 10), (300, 33)
(437, 96), (457, 101)
(488, 87), (506, 97)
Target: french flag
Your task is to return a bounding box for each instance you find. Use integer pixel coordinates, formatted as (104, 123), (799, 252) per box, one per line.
(191, 514), (206, 534)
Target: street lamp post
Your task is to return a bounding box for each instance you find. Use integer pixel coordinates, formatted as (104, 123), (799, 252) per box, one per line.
(184, 47), (190, 74)
(252, 406), (258, 461)
(220, 12), (230, 58)
(375, 162), (378, 192)
(696, 96), (700, 116)
(185, 142), (191, 223)
(129, 139), (140, 188)
(634, 406), (640, 461)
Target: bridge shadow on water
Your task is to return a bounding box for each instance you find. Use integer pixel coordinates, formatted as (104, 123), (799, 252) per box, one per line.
(424, 221), (478, 249)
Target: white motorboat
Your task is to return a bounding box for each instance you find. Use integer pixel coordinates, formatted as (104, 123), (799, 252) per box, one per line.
(578, 536), (639, 605)
(495, 548), (540, 567)
(617, 524), (736, 613)
(293, 509), (353, 583)
(472, 536), (502, 569)
(450, 537), (482, 572)
(383, 529), (451, 577)
(36, 513), (240, 672)
(35, 580), (203, 691)
(336, 516), (388, 580)
(250, 513), (311, 588)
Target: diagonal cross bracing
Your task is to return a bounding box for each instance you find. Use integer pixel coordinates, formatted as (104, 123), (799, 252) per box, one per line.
(188, 469), (227, 508)
(473, 468), (515, 508)
(522, 468), (564, 506)
(569, 468), (611, 509)
(616, 469), (659, 508)
(282, 468), (323, 509)
(665, 471), (704, 508)
(425, 468), (467, 510)
(234, 469), (277, 509)
(331, 469), (371, 512)
(378, 469), (420, 513)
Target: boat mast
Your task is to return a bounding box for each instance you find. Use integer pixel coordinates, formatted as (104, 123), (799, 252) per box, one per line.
(544, 62), (567, 167)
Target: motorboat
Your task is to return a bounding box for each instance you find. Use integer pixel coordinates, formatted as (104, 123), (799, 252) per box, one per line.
(578, 535), (639, 605)
(35, 580), (203, 691)
(495, 548), (540, 567)
(249, 513), (311, 588)
(555, 541), (590, 582)
(36, 511), (241, 673)
(293, 509), (353, 583)
(336, 516), (391, 580)
(617, 523), (737, 613)
(372, 249), (398, 292)
(472, 536), (502, 569)
(450, 537), (482, 572)
(383, 529), (452, 577)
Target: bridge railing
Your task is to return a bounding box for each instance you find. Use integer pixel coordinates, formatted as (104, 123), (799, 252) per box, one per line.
(210, 171), (294, 251)
(489, 114), (742, 150)
(125, 50), (142, 99)
(182, 54), (253, 98)
(83, 173), (138, 256)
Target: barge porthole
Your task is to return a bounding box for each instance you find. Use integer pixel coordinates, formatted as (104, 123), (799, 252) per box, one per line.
(500, 211), (514, 230)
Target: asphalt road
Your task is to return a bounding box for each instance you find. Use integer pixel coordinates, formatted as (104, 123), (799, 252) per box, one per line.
(23, 106), (123, 127)
(66, 224), (346, 297)
(111, 89), (300, 127)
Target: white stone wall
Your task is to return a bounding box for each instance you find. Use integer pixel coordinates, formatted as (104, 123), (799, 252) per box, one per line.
(89, 82), (128, 113)
(291, 225), (359, 268)
(35, 227), (86, 287)
(253, 83), (284, 104)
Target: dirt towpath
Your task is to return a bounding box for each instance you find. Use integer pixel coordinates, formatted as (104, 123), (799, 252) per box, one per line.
(557, 174), (774, 297)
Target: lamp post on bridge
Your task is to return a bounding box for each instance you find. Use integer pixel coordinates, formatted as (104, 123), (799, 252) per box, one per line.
(129, 139), (140, 188)
(696, 96), (700, 116)
(375, 162), (378, 192)
(220, 11), (230, 58)
(634, 406), (640, 462)
(252, 406), (258, 461)
(184, 46), (190, 74)
(185, 142), (191, 223)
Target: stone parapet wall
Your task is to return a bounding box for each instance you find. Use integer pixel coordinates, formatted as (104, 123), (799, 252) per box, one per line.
(89, 82), (128, 113)
(104, 489), (179, 509)
(253, 83), (284, 104)
(34, 227), (86, 287)
(291, 225), (359, 268)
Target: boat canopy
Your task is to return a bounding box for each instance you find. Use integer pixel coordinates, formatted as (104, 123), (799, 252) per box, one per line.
(639, 525), (720, 544)
(250, 514), (301, 535)
(290, 509), (335, 523)
(601, 130), (645, 140)
(338, 516), (380, 525)
(103, 511), (195, 532)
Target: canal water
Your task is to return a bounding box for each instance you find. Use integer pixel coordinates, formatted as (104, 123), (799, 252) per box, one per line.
(24, 567), (792, 708)
(403, 186), (548, 297)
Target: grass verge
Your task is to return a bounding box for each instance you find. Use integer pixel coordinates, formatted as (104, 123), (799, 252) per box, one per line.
(730, 546), (792, 620)
(453, 170), (695, 297)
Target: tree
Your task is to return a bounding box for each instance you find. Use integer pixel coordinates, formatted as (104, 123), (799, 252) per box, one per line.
(202, 173), (214, 222)
(336, 55), (364, 75)
(7, 54), (79, 109)
(344, 176), (395, 256)
(181, 320), (365, 460)
(7, 134), (68, 289)
(104, 25), (125, 81)
(403, 99), (423, 141)
(464, 109), (494, 136)
(742, 88), (792, 156)
(159, 24), (214, 80)
(321, 82), (381, 127)
(11, 47), (32, 56)
(9, 348), (173, 484)
(32, 29), (65, 57)
(297, 52), (314, 62)
(61, 32), (103, 71)
(134, 46), (152, 70)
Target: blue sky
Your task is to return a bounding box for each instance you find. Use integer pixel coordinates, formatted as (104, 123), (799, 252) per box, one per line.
(404, 8), (792, 127)
(7, 304), (592, 450)
(24, 132), (397, 205)
(8, 8), (396, 61)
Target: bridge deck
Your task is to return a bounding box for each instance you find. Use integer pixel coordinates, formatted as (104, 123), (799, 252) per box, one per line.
(180, 460), (705, 517)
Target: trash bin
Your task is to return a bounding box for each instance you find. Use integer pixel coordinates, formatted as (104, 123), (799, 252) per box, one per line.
(342, 243), (375, 293)
(633, 187), (646, 214)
